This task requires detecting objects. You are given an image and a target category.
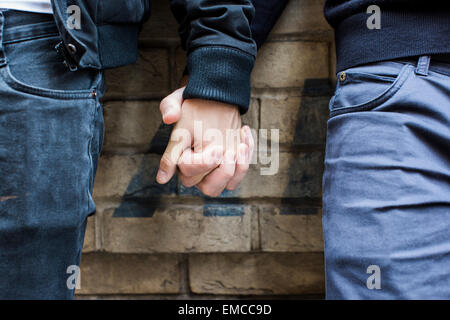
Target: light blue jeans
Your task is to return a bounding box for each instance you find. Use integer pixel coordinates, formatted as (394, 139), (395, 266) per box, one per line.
(323, 56), (450, 299)
(0, 11), (104, 299)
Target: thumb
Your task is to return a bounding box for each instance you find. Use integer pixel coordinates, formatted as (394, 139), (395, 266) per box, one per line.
(156, 126), (191, 184)
(159, 87), (184, 124)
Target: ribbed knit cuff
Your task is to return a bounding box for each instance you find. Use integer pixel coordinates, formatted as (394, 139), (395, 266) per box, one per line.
(183, 47), (255, 114)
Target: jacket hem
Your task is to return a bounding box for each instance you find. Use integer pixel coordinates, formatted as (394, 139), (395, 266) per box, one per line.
(183, 46), (255, 114)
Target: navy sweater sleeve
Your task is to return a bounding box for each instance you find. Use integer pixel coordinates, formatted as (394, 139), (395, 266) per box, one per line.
(170, 0), (257, 114)
(324, 0), (450, 71)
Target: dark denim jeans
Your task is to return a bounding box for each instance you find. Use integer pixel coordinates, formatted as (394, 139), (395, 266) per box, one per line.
(0, 11), (104, 299)
(323, 56), (450, 299)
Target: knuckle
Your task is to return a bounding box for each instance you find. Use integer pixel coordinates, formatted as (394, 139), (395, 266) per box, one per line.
(185, 181), (197, 188)
(201, 186), (219, 198)
(198, 162), (211, 172)
(179, 175), (195, 187)
(223, 170), (234, 180)
(209, 191), (221, 198)
(181, 180), (195, 188)
(178, 173), (198, 188)
(239, 164), (250, 174)
(179, 163), (200, 177)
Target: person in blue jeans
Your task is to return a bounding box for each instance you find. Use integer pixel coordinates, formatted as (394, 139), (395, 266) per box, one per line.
(251, 0), (450, 299)
(322, 0), (450, 299)
(0, 1), (257, 299)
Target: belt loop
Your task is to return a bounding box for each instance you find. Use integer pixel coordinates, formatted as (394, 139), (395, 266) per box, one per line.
(0, 10), (6, 67)
(415, 55), (431, 76)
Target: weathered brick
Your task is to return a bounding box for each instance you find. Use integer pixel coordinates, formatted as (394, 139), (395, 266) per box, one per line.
(82, 216), (96, 253)
(93, 154), (176, 200)
(251, 42), (329, 88)
(270, 0), (332, 35)
(330, 40), (337, 83)
(260, 206), (323, 252)
(242, 98), (260, 129)
(140, 0), (179, 39)
(260, 96), (329, 146)
(189, 253), (324, 295)
(102, 101), (163, 152)
(250, 207), (260, 251)
(77, 253), (180, 295)
(241, 151), (324, 198)
(105, 48), (170, 97)
(175, 46), (187, 84)
(100, 204), (254, 253)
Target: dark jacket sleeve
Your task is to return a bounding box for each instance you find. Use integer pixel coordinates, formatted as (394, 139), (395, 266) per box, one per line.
(251, 0), (289, 50)
(170, 0), (257, 114)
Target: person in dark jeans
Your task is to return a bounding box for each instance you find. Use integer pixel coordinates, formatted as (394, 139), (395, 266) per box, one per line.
(1, 0), (449, 300)
(249, 0), (449, 299)
(0, 0), (256, 299)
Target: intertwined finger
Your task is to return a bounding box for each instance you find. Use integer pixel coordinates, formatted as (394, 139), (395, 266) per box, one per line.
(178, 145), (223, 177)
(225, 143), (249, 190)
(196, 150), (236, 197)
(225, 126), (254, 190)
(177, 145), (223, 187)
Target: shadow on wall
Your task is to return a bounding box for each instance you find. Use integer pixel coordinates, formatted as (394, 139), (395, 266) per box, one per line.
(281, 78), (333, 214)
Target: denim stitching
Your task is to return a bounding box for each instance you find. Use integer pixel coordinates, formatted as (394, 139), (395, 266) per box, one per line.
(330, 64), (413, 117)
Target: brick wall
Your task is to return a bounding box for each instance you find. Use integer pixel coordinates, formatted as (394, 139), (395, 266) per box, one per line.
(76, 0), (336, 299)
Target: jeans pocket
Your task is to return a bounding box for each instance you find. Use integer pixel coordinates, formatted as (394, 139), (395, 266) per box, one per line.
(329, 61), (413, 117)
(1, 34), (101, 99)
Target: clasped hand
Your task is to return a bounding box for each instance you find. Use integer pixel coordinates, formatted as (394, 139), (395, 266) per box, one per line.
(156, 85), (254, 197)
